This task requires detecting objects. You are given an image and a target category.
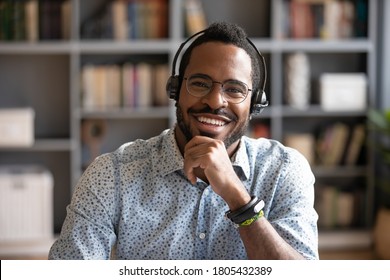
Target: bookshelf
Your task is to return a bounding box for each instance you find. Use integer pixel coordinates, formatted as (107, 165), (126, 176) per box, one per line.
(0, 0), (379, 256)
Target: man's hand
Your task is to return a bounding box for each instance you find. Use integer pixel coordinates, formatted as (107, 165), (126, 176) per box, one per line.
(183, 136), (250, 210)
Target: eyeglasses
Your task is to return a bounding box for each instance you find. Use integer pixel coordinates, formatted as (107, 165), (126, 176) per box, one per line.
(184, 74), (252, 104)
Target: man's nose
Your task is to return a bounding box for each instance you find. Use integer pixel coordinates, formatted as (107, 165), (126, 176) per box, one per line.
(200, 82), (227, 108)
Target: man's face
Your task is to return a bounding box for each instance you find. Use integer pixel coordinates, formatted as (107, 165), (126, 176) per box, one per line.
(175, 42), (253, 152)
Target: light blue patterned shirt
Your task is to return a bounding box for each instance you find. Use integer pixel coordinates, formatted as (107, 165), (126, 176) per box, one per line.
(49, 128), (318, 260)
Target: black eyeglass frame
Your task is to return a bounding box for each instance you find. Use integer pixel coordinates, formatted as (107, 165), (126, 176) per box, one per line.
(183, 75), (252, 104)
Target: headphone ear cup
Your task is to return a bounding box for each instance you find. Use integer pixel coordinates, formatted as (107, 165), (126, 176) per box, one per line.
(166, 76), (180, 100)
(251, 90), (268, 115)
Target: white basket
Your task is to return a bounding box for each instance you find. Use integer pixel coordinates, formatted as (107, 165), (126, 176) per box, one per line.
(0, 166), (53, 242)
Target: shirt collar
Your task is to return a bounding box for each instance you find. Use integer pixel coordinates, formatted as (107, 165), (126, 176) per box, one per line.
(231, 137), (250, 181)
(158, 128), (250, 181)
(158, 128), (184, 176)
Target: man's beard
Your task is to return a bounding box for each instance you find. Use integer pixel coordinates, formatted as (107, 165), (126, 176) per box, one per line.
(175, 102), (250, 149)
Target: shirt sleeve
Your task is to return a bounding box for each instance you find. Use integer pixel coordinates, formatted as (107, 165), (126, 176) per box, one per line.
(48, 154), (118, 260)
(267, 148), (319, 260)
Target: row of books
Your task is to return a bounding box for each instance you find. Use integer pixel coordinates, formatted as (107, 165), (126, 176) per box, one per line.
(81, 0), (168, 40)
(279, 0), (367, 39)
(250, 121), (365, 167)
(0, 0), (70, 41)
(81, 63), (169, 110)
(316, 122), (365, 166)
(316, 185), (365, 229)
(283, 122), (365, 167)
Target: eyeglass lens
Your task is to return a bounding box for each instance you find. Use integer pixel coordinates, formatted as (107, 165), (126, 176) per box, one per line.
(185, 75), (249, 103)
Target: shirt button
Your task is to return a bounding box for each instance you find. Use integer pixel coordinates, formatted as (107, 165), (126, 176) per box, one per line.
(199, 232), (206, 239)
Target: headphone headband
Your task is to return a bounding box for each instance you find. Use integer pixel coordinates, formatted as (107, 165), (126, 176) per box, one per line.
(170, 30), (206, 77)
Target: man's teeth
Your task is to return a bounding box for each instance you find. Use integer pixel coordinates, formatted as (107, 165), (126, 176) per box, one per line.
(197, 116), (225, 126)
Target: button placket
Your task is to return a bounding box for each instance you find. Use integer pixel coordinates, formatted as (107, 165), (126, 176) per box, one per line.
(194, 186), (211, 259)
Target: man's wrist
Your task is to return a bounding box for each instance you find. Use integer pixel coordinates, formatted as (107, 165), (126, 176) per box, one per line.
(224, 192), (251, 211)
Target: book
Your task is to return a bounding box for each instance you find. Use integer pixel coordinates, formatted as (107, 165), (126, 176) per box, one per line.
(122, 63), (135, 107)
(153, 63), (169, 106)
(316, 186), (356, 228)
(338, 0), (355, 38)
(61, 0), (71, 40)
(279, 0), (362, 39)
(184, 0), (207, 36)
(337, 191), (355, 227)
(345, 124), (365, 166)
(39, 0), (63, 40)
(12, 0), (26, 40)
(136, 63), (153, 107)
(284, 133), (315, 165)
(105, 65), (122, 108)
(289, 1), (314, 39)
(94, 66), (107, 109)
(25, 0), (38, 41)
(316, 122), (350, 166)
(0, 0), (11, 40)
(81, 65), (96, 110)
(112, 0), (128, 40)
(316, 186), (337, 228)
(156, 0), (168, 38)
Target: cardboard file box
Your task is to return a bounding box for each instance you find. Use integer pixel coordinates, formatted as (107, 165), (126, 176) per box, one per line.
(0, 108), (35, 147)
(0, 166), (53, 242)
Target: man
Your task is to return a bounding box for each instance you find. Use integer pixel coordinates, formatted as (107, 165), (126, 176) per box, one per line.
(49, 22), (318, 260)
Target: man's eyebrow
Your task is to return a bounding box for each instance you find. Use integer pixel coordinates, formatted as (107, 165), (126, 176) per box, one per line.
(188, 73), (211, 79)
(189, 73), (248, 84)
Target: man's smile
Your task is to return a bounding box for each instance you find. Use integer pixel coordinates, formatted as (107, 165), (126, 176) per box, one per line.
(196, 116), (226, 126)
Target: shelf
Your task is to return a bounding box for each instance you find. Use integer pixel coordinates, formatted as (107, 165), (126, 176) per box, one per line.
(79, 107), (171, 119)
(313, 166), (368, 178)
(0, 139), (74, 152)
(0, 42), (74, 54)
(318, 230), (372, 250)
(0, 40), (173, 55)
(271, 39), (374, 52)
(79, 39), (173, 54)
(0, 38), (373, 54)
(0, 238), (55, 259)
(279, 105), (368, 118)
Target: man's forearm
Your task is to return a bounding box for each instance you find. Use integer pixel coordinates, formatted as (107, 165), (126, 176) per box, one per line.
(239, 217), (305, 260)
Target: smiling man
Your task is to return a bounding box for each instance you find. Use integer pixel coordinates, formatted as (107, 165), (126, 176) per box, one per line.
(49, 22), (319, 260)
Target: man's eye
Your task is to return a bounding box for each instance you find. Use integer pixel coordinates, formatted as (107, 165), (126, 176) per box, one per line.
(224, 86), (245, 94)
(192, 80), (210, 88)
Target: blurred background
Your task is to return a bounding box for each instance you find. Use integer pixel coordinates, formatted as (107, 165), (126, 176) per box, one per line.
(0, 0), (390, 260)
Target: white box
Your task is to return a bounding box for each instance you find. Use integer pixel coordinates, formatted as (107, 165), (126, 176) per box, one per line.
(0, 166), (53, 242)
(0, 108), (35, 147)
(320, 73), (367, 111)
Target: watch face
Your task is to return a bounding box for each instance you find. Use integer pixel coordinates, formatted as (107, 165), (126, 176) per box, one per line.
(254, 200), (265, 213)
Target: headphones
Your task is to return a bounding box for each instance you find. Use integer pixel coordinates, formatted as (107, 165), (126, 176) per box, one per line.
(166, 29), (269, 115)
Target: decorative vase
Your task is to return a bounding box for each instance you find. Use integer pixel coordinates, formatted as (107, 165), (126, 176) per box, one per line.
(284, 52), (311, 110)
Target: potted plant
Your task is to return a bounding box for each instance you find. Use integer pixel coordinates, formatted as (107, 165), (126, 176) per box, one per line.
(368, 109), (390, 259)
